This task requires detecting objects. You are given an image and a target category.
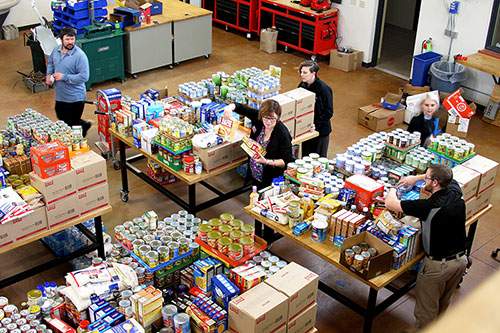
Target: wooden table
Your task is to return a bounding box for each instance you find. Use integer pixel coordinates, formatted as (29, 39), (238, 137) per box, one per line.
(109, 0), (212, 75)
(457, 52), (500, 127)
(0, 205), (112, 288)
(111, 128), (318, 213)
(244, 204), (492, 333)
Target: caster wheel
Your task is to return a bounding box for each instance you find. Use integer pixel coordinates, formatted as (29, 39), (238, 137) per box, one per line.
(492, 250), (498, 258)
(168, 65), (174, 70)
(113, 161), (121, 170)
(132, 74), (138, 79)
(225, 25), (229, 31)
(174, 62), (180, 66)
(284, 46), (290, 53)
(120, 190), (129, 202)
(246, 32), (252, 39)
(205, 54), (211, 59)
(311, 54), (317, 61)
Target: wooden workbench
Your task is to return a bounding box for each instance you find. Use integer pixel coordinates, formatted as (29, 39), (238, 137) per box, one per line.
(244, 204), (492, 332)
(457, 52), (500, 127)
(108, 0), (212, 74)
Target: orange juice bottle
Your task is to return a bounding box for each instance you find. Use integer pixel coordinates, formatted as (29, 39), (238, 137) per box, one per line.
(301, 194), (314, 219)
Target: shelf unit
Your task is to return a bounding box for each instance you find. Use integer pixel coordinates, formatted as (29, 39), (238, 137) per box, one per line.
(258, 0), (338, 56)
(202, 0), (260, 37)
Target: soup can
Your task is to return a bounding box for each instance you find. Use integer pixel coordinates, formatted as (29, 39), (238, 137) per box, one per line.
(311, 220), (327, 242)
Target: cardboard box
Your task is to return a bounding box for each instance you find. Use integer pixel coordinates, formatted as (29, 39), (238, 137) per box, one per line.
(474, 184), (494, 214)
(340, 232), (393, 280)
(228, 283), (288, 333)
(284, 88), (316, 117)
(295, 112), (314, 138)
(344, 174), (385, 210)
(382, 92), (402, 110)
(30, 170), (77, 204)
(71, 151), (108, 191)
(193, 142), (232, 173)
(269, 94), (296, 121)
(358, 104), (404, 132)
(265, 262), (318, 321)
(452, 165), (481, 201)
(12, 206), (48, 241)
(443, 88), (475, 119)
(45, 194), (80, 228)
(78, 183), (110, 216)
(462, 155), (499, 193)
(286, 303), (317, 333)
(329, 49), (363, 72)
(0, 221), (15, 249)
(403, 84), (430, 95)
(446, 115), (468, 138)
(282, 118), (296, 139)
(465, 196), (477, 220)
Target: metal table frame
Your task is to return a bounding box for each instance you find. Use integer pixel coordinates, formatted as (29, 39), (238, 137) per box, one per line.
(0, 207), (111, 289)
(249, 204), (492, 333)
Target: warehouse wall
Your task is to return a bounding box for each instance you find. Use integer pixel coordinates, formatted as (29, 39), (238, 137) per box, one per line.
(332, 0), (380, 64)
(413, 0), (495, 106)
(386, 0), (417, 31)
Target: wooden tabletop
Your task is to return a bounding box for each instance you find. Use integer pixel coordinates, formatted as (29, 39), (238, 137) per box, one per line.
(244, 204), (492, 290)
(457, 52), (500, 77)
(262, 0), (338, 17)
(0, 205), (113, 255)
(293, 130), (319, 145)
(108, 0), (212, 32)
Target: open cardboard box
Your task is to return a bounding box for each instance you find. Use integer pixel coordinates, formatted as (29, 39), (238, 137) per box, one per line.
(382, 92), (402, 110)
(340, 232), (393, 280)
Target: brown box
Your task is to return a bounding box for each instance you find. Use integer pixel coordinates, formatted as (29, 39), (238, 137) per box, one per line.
(340, 232), (393, 280)
(465, 196), (477, 220)
(269, 94), (296, 121)
(286, 303), (317, 333)
(265, 262), (318, 321)
(294, 112), (315, 138)
(228, 282), (288, 333)
(230, 131), (247, 163)
(452, 164), (481, 201)
(474, 184), (494, 214)
(30, 170), (77, 204)
(12, 206), (48, 241)
(403, 84), (430, 95)
(282, 118), (296, 139)
(77, 183), (110, 216)
(283, 88), (316, 117)
(45, 194), (80, 228)
(462, 155), (499, 194)
(358, 104), (404, 132)
(71, 151), (108, 191)
(446, 115), (469, 138)
(0, 221), (15, 249)
(329, 49), (363, 72)
(193, 142), (232, 173)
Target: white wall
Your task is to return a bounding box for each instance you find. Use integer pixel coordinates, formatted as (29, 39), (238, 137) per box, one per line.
(413, 0), (495, 106)
(332, 0), (380, 63)
(386, 0), (417, 31)
(4, 0), (53, 27)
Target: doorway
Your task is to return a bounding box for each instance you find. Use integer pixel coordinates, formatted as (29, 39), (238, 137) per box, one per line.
(373, 0), (422, 79)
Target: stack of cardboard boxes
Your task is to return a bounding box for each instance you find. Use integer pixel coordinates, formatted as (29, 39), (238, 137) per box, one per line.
(228, 262), (318, 333)
(269, 88), (316, 140)
(453, 155), (499, 219)
(130, 286), (163, 332)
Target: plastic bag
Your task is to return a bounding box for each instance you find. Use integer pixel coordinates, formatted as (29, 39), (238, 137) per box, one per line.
(429, 61), (467, 84)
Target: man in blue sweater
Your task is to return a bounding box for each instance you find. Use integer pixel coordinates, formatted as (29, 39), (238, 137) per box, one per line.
(46, 26), (91, 136)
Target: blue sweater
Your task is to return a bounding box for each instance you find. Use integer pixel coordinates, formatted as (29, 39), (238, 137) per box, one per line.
(47, 45), (89, 103)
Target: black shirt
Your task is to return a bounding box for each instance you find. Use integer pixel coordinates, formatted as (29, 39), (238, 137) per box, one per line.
(298, 77), (333, 137)
(233, 103), (294, 188)
(407, 113), (436, 148)
(400, 180), (466, 258)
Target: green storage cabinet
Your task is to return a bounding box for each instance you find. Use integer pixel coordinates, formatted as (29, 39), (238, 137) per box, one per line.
(77, 33), (125, 90)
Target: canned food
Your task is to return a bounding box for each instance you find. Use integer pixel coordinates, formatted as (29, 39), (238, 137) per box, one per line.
(168, 242), (180, 258)
(157, 246), (170, 263)
(150, 240), (162, 250)
(361, 251), (371, 268)
(208, 218), (222, 230)
(351, 245), (362, 254)
(229, 219), (243, 230)
(217, 237), (231, 255)
(178, 238), (190, 254)
(353, 254), (364, 270)
(367, 247), (377, 258)
(146, 251), (159, 268)
(240, 224), (255, 239)
(197, 224), (211, 242)
(218, 225), (232, 237)
(207, 231), (221, 248)
(189, 243), (200, 258)
(228, 243), (243, 261)
(230, 230), (243, 243)
(4, 304), (18, 317)
(344, 249), (355, 265)
(132, 239), (145, 255)
(27, 290), (42, 307)
(219, 213), (234, 224)
(161, 305), (177, 328)
(311, 220), (328, 242)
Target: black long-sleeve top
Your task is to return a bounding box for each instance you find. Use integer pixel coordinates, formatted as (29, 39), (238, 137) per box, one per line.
(407, 113), (436, 148)
(233, 103), (294, 187)
(298, 77), (334, 137)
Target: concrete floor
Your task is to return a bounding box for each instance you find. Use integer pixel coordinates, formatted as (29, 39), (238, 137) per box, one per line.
(0, 25), (500, 332)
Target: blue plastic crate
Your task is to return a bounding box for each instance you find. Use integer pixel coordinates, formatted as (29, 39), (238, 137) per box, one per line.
(65, 0), (107, 11)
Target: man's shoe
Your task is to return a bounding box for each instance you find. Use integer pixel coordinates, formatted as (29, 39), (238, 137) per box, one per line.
(82, 121), (92, 137)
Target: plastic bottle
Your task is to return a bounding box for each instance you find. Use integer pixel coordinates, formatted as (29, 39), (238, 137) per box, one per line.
(301, 194), (313, 219)
(249, 186), (259, 208)
(362, 207), (370, 220)
(77, 320), (89, 333)
(272, 179), (280, 197)
(350, 205), (357, 213)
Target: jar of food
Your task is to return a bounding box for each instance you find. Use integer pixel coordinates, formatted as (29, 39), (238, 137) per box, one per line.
(217, 237), (231, 255)
(183, 156), (194, 174)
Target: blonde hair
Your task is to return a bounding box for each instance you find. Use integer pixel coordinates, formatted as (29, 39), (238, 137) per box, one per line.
(421, 93), (439, 106)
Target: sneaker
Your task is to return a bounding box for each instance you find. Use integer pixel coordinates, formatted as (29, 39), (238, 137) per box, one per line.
(82, 121), (92, 137)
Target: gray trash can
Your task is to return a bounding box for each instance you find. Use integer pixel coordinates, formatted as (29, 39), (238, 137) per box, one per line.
(429, 61), (467, 93)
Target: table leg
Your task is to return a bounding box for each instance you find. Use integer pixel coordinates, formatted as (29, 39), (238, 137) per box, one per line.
(119, 140), (129, 196)
(188, 184), (196, 214)
(254, 219), (263, 238)
(465, 220), (478, 256)
(363, 288), (378, 333)
(95, 216), (105, 259)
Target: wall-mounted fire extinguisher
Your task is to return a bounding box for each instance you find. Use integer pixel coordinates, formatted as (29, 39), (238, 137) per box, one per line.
(421, 37), (432, 53)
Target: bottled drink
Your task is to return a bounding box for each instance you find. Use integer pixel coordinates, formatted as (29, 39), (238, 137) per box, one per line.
(77, 320), (89, 333)
(249, 186), (259, 208)
(301, 194), (314, 219)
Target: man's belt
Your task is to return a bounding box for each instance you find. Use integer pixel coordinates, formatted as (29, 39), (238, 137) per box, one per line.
(427, 251), (466, 261)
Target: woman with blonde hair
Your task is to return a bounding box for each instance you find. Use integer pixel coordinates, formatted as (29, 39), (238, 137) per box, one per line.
(407, 93), (440, 148)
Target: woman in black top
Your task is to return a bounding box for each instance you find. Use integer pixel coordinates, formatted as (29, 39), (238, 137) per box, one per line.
(407, 95), (439, 148)
(223, 99), (294, 188)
